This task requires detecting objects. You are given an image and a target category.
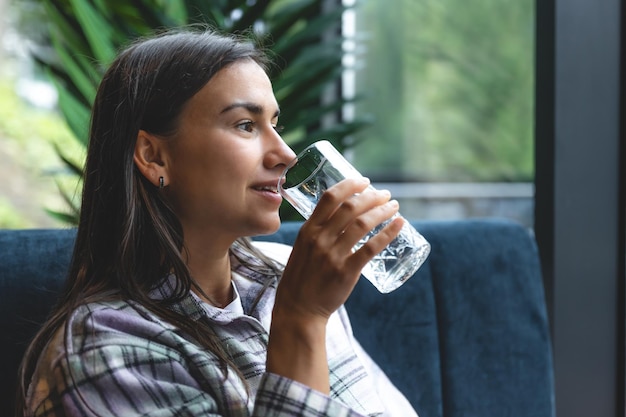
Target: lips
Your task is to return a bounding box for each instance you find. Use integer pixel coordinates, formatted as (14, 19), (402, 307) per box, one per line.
(251, 180), (280, 194)
(253, 185), (278, 193)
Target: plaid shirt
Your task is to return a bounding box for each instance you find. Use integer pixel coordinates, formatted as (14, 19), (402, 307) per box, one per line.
(26, 242), (417, 417)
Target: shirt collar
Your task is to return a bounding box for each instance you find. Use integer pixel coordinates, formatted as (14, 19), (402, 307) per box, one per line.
(149, 243), (279, 323)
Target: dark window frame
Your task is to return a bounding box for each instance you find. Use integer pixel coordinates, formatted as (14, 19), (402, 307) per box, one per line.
(535, 0), (626, 415)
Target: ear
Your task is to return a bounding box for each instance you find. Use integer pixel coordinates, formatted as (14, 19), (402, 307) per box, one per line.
(134, 129), (168, 188)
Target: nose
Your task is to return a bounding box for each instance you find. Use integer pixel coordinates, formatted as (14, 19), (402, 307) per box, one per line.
(265, 128), (297, 170)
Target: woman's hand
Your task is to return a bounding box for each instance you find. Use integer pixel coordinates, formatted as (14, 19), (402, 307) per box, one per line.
(267, 177), (403, 393)
(278, 177), (403, 318)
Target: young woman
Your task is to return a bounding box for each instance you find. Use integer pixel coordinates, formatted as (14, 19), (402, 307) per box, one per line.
(17, 28), (418, 417)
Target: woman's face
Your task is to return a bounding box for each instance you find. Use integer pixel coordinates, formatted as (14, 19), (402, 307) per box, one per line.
(162, 60), (296, 243)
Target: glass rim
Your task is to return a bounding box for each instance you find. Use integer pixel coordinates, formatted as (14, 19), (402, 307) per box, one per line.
(279, 140), (334, 191)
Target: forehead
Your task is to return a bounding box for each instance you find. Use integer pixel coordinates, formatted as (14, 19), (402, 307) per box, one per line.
(189, 60), (277, 114)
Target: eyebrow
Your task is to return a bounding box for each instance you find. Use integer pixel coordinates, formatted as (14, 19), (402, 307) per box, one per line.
(220, 102), (280, 118)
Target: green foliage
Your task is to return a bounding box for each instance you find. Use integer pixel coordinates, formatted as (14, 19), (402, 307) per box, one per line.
(28, 0), (365, 223)
(0, 198), (30, 229)
(0, 81), (77, 160)
(0, 78), (81, 228)
(351, 0), (534, 182)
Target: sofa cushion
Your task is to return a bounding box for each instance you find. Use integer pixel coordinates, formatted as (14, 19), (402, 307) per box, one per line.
(0, 228), (75, 414)
(422, 220), (553, 417)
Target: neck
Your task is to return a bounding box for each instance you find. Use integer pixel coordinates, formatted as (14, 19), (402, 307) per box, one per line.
(184, 239), (234, 309)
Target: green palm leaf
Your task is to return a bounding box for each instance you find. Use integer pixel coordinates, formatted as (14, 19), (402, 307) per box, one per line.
(67, 0), (116, 63)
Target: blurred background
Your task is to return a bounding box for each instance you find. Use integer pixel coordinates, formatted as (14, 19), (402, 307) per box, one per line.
(0, 0), (79, 228)
(0, 0), (533, 229)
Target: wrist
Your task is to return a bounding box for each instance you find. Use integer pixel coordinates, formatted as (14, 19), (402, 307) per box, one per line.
(267, 307), (330, 394)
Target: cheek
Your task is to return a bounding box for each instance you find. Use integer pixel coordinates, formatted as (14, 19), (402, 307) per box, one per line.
(192, 155), (249, 199)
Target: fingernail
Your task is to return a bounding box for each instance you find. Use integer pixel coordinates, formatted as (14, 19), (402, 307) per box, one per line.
(387, 199), (399, 207)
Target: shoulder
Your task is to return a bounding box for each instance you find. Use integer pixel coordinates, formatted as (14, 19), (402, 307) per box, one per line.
(28, 299), (223, 416)
(64, 299), (176, 354)
(69, 298), (155, 325)
(29, 300), (174, 394)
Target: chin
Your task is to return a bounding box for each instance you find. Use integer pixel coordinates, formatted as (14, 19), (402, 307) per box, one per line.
(247, 215), (282, 238)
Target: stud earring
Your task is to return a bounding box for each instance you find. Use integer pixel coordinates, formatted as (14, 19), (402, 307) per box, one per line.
(159, 176), (164, 189)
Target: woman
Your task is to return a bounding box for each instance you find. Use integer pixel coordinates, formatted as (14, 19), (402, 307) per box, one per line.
(17, 28), (418, 416)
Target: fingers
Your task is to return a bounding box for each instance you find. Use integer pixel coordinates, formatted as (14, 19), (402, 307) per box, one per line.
(307, 178), (401, 253)
(347, 215), (404, 271)
(275, 179), (405, 325)
(308, 177), (372, 224)
(326, 187), (391, 237)
(332, 195), (397, 249)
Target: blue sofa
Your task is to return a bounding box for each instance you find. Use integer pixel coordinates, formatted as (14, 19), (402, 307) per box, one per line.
(0, 219), (555, 416)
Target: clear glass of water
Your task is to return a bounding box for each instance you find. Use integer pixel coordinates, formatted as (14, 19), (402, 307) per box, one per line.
(279, 140), (431, 293)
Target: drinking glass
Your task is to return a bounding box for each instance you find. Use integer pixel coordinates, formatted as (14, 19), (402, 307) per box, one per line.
(279, 140), (430, 293)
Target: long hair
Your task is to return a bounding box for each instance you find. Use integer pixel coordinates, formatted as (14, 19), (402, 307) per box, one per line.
(16, 28), (282, 415)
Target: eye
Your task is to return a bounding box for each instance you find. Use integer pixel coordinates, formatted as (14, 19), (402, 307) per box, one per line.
(273, 125), (285, 134)
(236, 121), (255, 133)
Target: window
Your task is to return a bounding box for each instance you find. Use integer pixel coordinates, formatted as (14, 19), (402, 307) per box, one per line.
(344, 0), (535, 226)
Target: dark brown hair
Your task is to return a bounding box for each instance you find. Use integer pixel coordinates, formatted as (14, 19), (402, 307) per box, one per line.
(16, 27), (280, 415)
